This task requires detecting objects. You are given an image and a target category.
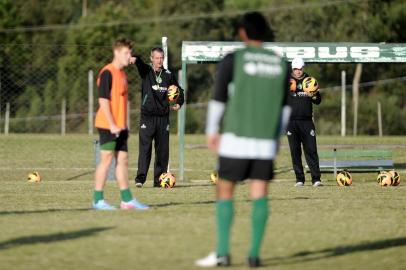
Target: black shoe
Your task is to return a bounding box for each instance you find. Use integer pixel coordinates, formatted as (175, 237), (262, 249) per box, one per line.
(248, 257), (261, 268)
(135, 178), (145, 188)
(153, 182), (161, 188)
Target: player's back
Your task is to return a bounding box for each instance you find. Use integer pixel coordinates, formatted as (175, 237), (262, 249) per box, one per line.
(223, 46), (288, 140)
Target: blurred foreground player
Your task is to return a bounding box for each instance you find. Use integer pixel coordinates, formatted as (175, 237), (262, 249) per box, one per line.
(195, 13), (291, 268)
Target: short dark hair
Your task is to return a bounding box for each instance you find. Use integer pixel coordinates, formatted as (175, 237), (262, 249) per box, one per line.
(113, 38), (133, 50)
(151, 47), (164, 55)
(238, 12), (274, 42)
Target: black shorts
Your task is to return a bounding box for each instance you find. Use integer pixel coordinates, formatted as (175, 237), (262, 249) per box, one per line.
(98, 128), (128, 152)
(218, 157), (274, 182)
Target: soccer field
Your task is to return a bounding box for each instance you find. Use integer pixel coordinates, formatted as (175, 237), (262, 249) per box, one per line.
(0, 134), (405, 270)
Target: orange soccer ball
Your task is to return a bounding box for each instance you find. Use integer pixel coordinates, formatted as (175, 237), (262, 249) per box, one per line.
(290, 78), (297, 92)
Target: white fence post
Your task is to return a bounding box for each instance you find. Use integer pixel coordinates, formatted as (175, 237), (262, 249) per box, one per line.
(0, 101), (1, 134)
(162, 37), (168, 69)
(61, 99), (66, 136)
(352, 64), (362, 136)
(377, 101), (383, 137)
(341, 70), (346, 137)
(88, 70), (94, 135)
(4, 102), (10, 135)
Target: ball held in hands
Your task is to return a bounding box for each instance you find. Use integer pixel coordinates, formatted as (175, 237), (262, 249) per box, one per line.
(167, 85), (180, 105)
(302, 77), (319, 95)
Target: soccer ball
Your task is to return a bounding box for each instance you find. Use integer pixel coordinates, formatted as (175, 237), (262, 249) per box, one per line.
(336, 170), (352, 186)
(27, 171), (41, 183)
(167, 85), (180, 104)
(289, 78), (297, 92)
(159, 172), (176, 188)
(388, 170), (400, 186)
(302, 77), (319, 94)
(210, 171), (219, 185)
(377, 171), (393, 186)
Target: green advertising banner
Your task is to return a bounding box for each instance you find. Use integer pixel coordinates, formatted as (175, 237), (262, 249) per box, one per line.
(178, 41), (406, 181)
(182, 42), (406, 63)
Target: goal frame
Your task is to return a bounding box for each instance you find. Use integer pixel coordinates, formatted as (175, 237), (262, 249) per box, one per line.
(178, 41), (406, 181)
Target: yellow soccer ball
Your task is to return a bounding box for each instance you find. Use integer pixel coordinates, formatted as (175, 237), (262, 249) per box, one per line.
(336, 170), (352, 186)
(27, 171), (41, 183)
(302, 77), (319, 94)
(159, 172), (176, 188)
(210, 171), (219, 185)
(167, 85), (180, 104)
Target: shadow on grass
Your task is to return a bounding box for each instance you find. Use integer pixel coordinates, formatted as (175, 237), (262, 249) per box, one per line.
(151, 196), (320, 208)
(263, 236), (406, 267)
(0, 208), (91, 216)
(151, 200), (216, 208)
(65, 171), (94, 181)
(0, 226), (114, 250)
(272, 196), (312, 201)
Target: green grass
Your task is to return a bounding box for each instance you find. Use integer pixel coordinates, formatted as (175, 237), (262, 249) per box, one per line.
(0, 134), (405, 269)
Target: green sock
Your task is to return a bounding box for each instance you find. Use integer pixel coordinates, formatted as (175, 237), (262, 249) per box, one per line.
(120, 188), (133, 202)
(94, 190), (104, 204)
(216, 200), (234, 257)
(249, 197), (269, 258)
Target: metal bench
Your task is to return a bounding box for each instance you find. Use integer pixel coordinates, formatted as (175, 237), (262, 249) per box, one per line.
(306, 149), (394, 177)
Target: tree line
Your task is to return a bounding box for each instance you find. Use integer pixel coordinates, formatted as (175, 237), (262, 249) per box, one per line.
(0, 0), (405, 134)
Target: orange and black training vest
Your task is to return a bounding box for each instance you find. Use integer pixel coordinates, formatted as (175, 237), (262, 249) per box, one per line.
(94, 63), (128, 129)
